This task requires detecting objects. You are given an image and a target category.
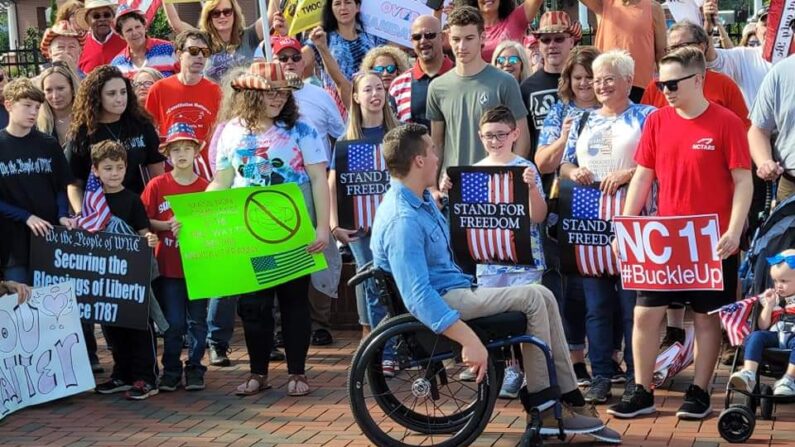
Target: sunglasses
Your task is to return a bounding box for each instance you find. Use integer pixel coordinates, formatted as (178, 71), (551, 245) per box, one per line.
(539, 35), (567, 44)
(277, 54), (303, 63)
(768, 254), (795, 268)
(264, 89), (291, 99)
(372, 64), (397, 74)
(411, 32), (438, 41)
(496, 55), (521, 65)
(184, 46), (211, 57)
(654, 73), (697, 92)
(210, 8), (234, 19)
(91, 11), (113, 20)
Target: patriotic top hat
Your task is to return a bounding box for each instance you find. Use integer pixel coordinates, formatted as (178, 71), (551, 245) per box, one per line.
(159, 123), (204, 152)
(532, 11), (583, 42)
(76, 0), (119, 30)
(40, 21), (86, 60)
(232, 61), (302, 91)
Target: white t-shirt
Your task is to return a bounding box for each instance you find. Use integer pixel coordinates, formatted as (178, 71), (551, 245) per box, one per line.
(708, 46), (772, 110)
(293, 83), (346, 162)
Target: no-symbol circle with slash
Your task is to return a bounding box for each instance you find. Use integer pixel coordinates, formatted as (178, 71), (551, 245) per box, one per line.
(243, 190), (302, 244)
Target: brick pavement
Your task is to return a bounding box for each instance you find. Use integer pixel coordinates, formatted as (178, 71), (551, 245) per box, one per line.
(1, 326), (794, 447)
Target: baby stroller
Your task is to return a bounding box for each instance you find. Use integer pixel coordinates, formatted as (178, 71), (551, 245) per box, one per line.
(719, 191), (795, 443)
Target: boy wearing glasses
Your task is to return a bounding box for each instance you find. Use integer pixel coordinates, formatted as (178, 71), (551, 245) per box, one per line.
(76, 0), (126, 74)
(608, 47), (752, 420)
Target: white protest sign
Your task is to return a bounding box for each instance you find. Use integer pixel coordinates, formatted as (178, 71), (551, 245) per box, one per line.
(360, 0), (439, 48)
(0, 282), (95, 420)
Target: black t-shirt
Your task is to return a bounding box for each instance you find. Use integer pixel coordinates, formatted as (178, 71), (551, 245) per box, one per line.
(65, 119), (165, 194)
(520, 70), (561, 158)
(0, 129), (71, 266)
(105, 188), (149, 232)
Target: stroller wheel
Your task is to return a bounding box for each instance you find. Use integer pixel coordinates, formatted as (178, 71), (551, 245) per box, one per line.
(759, 384), (774, 420)
(718, 406), (756, 443)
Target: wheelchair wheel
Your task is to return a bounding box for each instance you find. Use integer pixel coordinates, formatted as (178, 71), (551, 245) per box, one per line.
(348, 315), (498, 447)
(718, 405), (755, 443)
(759, 384), (774, 420)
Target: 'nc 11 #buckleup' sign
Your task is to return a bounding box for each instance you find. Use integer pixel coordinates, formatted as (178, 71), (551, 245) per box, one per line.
(334, 138), (390, 233)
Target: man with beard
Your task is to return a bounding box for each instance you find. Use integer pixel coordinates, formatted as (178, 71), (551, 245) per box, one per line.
(76, 0), (126, 74)
(389, 15), (454, 131)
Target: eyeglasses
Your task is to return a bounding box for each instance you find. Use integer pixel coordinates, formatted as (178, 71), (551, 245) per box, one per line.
(277, 54), (303, 63)
(372, 64), (397, 74)
(496, 55), (521, 65)
(184, 46), (211, 57)
(411, 32), (438, 41)
(768, 254), (795, 268)
(593, 77), (616, 86)
(539, 35), (567, 44)
(479, 131), (511, 142)
(665, 41), (699, 53)
(133, 80), (154, 89)
(654, 73), (697, 92)
(210, 8), (234, 19)
(264, 89), (291, 99)
(91, 11), (113, 20)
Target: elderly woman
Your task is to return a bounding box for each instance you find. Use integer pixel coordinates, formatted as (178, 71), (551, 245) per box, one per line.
(132, 67), (165, 107)
(111, 7), (177, 78)
(559, 49), (656, 404)
(360, 46), (409, 90)
(491, 40), (531, 84)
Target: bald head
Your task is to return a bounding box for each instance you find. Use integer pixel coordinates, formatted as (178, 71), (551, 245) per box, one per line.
(411, 15), (443, 64)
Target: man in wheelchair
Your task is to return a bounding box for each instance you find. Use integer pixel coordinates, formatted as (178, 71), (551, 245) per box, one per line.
(370, 124), (618, 442)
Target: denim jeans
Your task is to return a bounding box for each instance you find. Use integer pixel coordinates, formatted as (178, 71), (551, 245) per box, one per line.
(155, 277), (209, 377)
(349, 235), (394, 361)
(582, 276), (636, 379)
(207, 296), (237, 350)
(744, 330), (795, 364)
(542, 235), (587, 351)
(2, 264), (28, 283)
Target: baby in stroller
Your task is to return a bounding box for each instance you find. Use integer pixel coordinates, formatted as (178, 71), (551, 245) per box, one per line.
(729, 249), (795, 396)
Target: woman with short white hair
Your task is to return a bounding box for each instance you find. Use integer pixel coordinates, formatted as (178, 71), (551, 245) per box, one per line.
(558, 49), (657, 404)
(491, 40), (531, 83)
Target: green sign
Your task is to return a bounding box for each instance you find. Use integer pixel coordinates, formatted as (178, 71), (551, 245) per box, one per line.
(167, 184), (328, 299)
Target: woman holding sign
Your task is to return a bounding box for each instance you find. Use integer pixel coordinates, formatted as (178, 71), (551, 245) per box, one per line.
(328, 72), (399, 374)
(558, 50), (656, 404)
(208, 61), (329, 397)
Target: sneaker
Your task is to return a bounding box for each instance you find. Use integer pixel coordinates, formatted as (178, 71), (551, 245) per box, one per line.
(311, 328), (333, 346)
(623, 377), (636, 400)
(209, 346), (231, 367)
(585, 377), (613, 404)
(158, 375), (181, 392)
(574, 362), (592, 387)
(184, 367), (206, 391)
(660, 326), (686, 350)
(606, 384), (655, 418)
(728, 369), (756, 394)
(540, 402), (605, 435)
(773, 376), (795, 396)
(676, 384), (712, 419)
(126, 381), (159, 400)
(382, 360), (397, 378)
(458, 368), (477, 382)
(611, 360), (627, 384)
(95, 378), (132, 394)
(270, 347), (285, 361)
(499, 366), (524, 399)
(585, 425), (622, 444)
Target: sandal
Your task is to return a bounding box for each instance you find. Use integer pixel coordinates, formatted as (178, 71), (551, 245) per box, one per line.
(234, 374), (270, 396)
(287, 374), (311, 396)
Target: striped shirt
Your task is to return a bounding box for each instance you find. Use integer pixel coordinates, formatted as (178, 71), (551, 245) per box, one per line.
(389, 58), (454, 126)
(111, 37), (178, 78)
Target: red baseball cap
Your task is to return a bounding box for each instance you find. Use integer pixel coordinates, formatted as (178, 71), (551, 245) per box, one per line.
(272, 36), (302, 54)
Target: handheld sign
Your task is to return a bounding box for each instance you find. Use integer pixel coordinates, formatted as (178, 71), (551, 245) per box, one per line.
(29, 227), (152, 330)
(360, 0), (437, 47)
(613, 214), (724, 291)
(447, 166), (533, 269)
(167, 184), (327, 299)
(763, 0), (795, 63)
(334, 138), (390, 233)
(0, 282), (95, 420)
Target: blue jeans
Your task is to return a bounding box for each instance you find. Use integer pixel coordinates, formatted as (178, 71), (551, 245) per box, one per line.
(155, 277), (208, 377)
(582, 276), (636, 379)
(744, 330), (795, 364)
(349, 236), (394, 361)
(542, 235), (587, 351)
(207, 296), (237, 350)
(2, 264), (28, 283)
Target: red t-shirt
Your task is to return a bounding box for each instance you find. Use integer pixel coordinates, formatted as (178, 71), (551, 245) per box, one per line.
(640, 70), (751, 128)
(78, 32), (127, 75)
(634, 104), (751, 235)
(141, 173), (209, 278)
(145, 76), (222, 181)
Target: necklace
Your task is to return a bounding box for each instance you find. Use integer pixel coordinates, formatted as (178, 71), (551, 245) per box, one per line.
(103, 122), (122, 142)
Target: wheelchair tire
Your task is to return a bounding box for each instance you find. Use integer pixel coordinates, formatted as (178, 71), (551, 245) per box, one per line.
(759, 384), (774, 420)
(718, 405), (755, 443)
(348, 315), (498, 447)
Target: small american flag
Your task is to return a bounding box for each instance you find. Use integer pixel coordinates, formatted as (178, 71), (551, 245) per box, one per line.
(118, 0), (162, 25)
(462, 171), (517, 263)
(348, 142), (386, 232)
(76, 173), (111, 233)
(250, 246), (316, 286)
(571, 186), (624, 276)
(718, 295), (790, 346)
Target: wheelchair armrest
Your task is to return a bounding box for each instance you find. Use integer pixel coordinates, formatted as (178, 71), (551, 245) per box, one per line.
(347, 261), (375, 287)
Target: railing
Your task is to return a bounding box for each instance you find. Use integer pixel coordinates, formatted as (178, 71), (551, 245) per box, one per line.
(0, 48), (45, 78)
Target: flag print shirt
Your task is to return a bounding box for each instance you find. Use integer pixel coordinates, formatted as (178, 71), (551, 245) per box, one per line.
(215, 119), (327, 188)
(110, 37), (178, 78)
(474, 156), (546, 281)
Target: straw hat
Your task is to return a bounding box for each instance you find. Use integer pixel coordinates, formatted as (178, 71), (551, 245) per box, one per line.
(40, 20), (86, 60)
(232, 61), (302, 91)
(531, 11), (583, 42)
(75, 0), (119, 30)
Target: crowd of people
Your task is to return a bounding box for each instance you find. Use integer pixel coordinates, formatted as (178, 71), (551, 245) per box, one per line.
(1, 0), (794, 443)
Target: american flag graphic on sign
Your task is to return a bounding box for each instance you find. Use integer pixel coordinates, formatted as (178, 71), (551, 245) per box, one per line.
(571, 186), (625, 276)
(76, 173), (111, 233)
(250, 246), (315, 286)
(461, 171), (518, 263)
(118, 0), (162, 25)
(348, 142), (386, 232)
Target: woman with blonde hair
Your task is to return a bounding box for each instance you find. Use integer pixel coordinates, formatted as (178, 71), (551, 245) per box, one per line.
(162, 0), (266, 82)
(37, 63), (81, 145)
(491, 40), (531, 83)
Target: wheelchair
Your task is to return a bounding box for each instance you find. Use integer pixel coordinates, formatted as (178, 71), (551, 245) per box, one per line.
(346, 262), (566, 447)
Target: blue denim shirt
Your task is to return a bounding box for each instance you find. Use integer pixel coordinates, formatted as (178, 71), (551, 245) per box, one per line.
(371, 180), (473, 334)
